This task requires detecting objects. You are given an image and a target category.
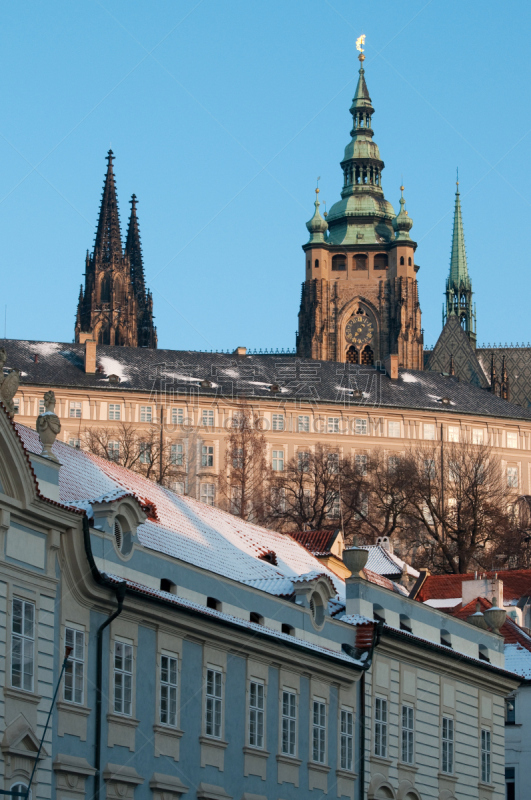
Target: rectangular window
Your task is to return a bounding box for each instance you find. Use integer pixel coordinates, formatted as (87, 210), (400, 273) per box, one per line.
(312, 700), (326, 763)
(202, 409), (214, 427)
(328, 417), (339, 434)
(171, 443), (184, 466)
(424, 423), (436, 440)
(507, 466), (519, 488)
(107, 441), (120, 462)
(297, 451), (310, 472)
(388, 455), (400, 474)
(507, 431), (518, 449)
(506, 767), (515, 800)
(249, 680), (265, 748)
(388, 420), (400, 438)
(230, 485), (242, 514)
(13, 398), (20, 414)
(140, 405), (152, 423)
(108, 403), (121, 420)
(298, 415), (310, 432)
(171, 481), (185, 495)
(201, 445), (214, 467)
(340, 709), (354, 771)
(171, 408), (184, 425)
(11, 598), (34, 692)
(326, 492), (340, 518)
(232, 447), (243, 469)
(505, 696), (516, 724)
(271, 486), (286, 512)
(481, 729), (491, 783)
(282, 690), (296, 756)
(69, 401), (82, 419)
(69, 438), (80, 449)
(200, 483), (215, 506)
(139, 442), (151, 464)
(272, 414), (285, 431)
(442, 716), (454, 774)
(160, 653), (178, 727)
(355, 453), (368, 476)
(374, 697), (388, 757)
(424, 458), (436, 479)
(401, 705), (414, 764)
(64, 627), (84, 705)
(473, 428), (484, 445)
(448, 426), (460, 443)
(38, 399), (45, 414)
(205, 668), (222, 738)
(355, 418), (368, 435)
(231, 412), (243, 429)
(272, 450), (284, 472)
(327, 452), (339, 474)
(114, 640), (133, 716)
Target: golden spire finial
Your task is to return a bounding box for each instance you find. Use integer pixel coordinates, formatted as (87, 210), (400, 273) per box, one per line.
(356, 34), (366, 62)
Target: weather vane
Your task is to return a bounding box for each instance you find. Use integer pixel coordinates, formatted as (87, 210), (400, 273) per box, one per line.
(356, 34), (366, 54)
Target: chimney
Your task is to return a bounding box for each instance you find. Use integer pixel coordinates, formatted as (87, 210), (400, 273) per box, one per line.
(84, 339), (97, 374)
(79, 331), (94, 344)
(233, 346), (247, 356)
(462, 577), (504, 608)
(384, 354), (398, 380)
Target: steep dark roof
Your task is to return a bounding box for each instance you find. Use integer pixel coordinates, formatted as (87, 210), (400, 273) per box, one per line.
(477, 347), (531, 409)
(426, 317), (489, 389)
(5, 339), (531, 421)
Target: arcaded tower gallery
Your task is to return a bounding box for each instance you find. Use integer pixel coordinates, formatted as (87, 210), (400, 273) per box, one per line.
(75, 151), (157, 348)
(297, 47), (423, 369)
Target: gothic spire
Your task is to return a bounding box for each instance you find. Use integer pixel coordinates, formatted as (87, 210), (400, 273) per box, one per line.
(125, 194), (146, 297)
(94, 150), (123, 263)
(444, 177), (476, 344)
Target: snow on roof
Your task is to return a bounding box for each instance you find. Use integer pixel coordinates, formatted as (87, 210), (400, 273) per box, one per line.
(424, 598), (462, 609)
(15, 423), (345, 601)
(103, 572), (364, 667)
(98, 356), (131, 383)
(360, 545), (419, 579)
(416, 571), (531, 604)
(504, 643), (531, 679)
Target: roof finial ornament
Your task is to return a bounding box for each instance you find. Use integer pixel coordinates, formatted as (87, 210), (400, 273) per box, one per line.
(356, 34), (366, 63)
(456, 166), (459, 189)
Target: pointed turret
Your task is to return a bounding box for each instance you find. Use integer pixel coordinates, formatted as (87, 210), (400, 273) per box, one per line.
(125, 194), (146, 296)
(444, 177), (476, 345)
(325, 52), (396, 246)
(306, 188), (328, 243)
(94, 150), (123, 263)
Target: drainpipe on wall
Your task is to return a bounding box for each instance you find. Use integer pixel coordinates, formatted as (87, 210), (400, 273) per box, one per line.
(82, 515), (127, 800)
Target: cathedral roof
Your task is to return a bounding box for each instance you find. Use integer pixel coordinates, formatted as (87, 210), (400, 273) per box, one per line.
(448, 181), (471, 291)
(6, 339), (531, 421)
(425, 316), (489, 389)
(477, 347), (531, 409)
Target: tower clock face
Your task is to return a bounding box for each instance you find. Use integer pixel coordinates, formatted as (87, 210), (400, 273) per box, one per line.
(345, 315), (374, 346)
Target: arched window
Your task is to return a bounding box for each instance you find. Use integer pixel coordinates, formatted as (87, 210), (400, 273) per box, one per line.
(100, 273), (111, 303)
(346, 346), (359, 364)
(361, 346), (374, 366)
(354, 254), (368, 270)
(400, 256), (404, 265)
(314, 259), (319, 269)
(332, 255), (346, 271)
(98, 326), (111, 345)
(11, 784), (29, 800)
(373, 253), (388, 270)
(115, 329), (123, 347)
(408, 257), (412, 266)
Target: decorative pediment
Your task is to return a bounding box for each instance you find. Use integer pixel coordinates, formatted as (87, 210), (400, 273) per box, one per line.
(1, 714), (46, 760)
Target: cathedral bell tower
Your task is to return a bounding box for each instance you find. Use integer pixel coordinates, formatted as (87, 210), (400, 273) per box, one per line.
(443, 179), (476, 345)
(297, 51), (423, 369)
(75, 151), (157, 348)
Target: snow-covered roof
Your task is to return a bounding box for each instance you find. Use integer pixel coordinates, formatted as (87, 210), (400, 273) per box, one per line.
(360, 544), (419, 579)
(15, 423), (345, 601)
(505, 643), (531, 680)
(424, 598), (462, 609)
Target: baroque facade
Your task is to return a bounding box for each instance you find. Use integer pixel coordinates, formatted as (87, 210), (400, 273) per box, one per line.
(297, 53), (423, 371)
(0, 397), (520, 800)
(75, 151), (157, 349)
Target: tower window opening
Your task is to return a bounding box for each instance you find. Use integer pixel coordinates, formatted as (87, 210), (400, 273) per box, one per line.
(373, 253), (388, 270)
(314, 259), (319, 269)
(346, 346), (359, 364)
(100, 273), (111, 304)
(408, 257), (412, 266)
(400, 256), (404, 265)
(355, 166), (360, 185)
(332, 255), (347, 271)
(361, 346), (374, 366)
(354, 255), (368, 270)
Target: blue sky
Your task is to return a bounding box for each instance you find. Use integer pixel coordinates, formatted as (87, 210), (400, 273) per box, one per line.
(2, 1), (530, 351)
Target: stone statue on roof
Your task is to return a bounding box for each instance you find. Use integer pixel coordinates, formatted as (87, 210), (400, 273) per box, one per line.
(0, 348), (20, 418)
(36, 390), (61, 460)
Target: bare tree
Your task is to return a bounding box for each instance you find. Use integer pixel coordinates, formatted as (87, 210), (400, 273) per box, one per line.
(218, 405), (268, 522)
(82, 421), (185, 486)
(401, 441), (518, 574)
(267, 444), (344, 532)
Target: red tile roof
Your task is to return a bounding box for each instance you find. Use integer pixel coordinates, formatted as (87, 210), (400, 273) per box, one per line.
(289, 529), (339, 555)
(416, 571), (531, 604)
(451, 596), (531, 651)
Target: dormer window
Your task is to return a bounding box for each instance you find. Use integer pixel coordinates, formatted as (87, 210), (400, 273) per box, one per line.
(440, 629), (452, 648)
(113, 517), (133, 557)
(250, 612), (264, 625)
(160, 578), (176, 594)
(399, 614), (412, 632)
(373, 604), (385, 623)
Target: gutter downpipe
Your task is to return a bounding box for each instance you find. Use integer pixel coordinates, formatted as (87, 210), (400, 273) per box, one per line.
(358, 620), (383, 800)
(82, 515), (127, 800)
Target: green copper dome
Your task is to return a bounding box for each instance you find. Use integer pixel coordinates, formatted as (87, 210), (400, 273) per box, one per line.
(392, 187), (414, 240)
(306, 190), (328, 243)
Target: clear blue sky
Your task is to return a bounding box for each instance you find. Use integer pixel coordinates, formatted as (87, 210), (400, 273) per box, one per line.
(2, 1), (530, 351)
